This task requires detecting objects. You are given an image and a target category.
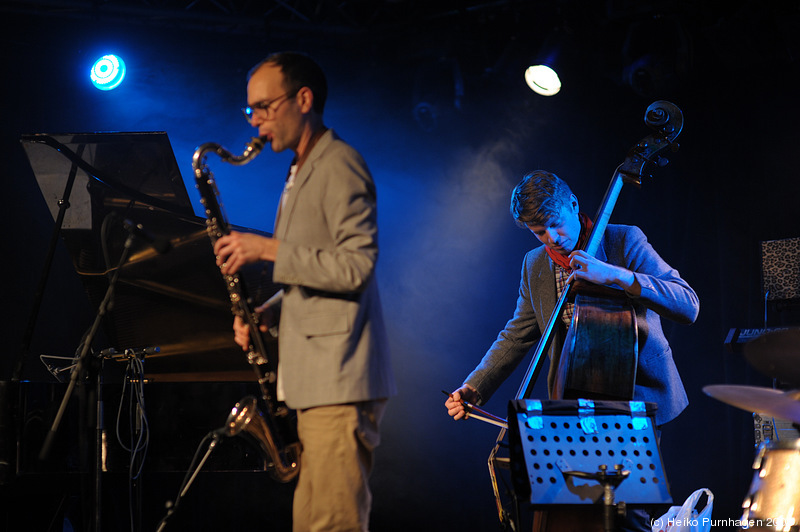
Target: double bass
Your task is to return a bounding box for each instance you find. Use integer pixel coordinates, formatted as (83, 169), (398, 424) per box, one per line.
(515, 100), (683, 400)
(487, 100), (684, 529)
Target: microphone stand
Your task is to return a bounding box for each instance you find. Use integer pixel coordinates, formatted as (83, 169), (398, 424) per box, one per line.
(156, 433), (222, 532)
(156, 396), (257, 531)
(39, 229), (135, 532)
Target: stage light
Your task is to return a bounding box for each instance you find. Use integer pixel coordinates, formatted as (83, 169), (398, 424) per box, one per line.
(621, 16), (690, 99)
(412, 57), (464, 131)
(525, 65), (561, 96)
(525, 28), (571, 97)
(90, 54), (126, 91)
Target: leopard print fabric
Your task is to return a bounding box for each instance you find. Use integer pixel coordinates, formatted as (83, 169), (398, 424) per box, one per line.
(761, 237), (800, 299)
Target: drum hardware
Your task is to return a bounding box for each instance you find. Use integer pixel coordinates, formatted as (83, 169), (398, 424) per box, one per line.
(753, 412), (800, 448)
(705, 326), (800, 532)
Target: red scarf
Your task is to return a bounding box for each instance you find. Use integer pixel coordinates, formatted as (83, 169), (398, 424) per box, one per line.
(545, 213), (594, 271)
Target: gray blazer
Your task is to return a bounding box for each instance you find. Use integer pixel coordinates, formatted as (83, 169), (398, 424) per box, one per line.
(269, 129), (396, 410)
(465, 224), (698, 426)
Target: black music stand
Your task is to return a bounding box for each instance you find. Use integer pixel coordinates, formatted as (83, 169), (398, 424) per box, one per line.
(506, 399), (672, 531)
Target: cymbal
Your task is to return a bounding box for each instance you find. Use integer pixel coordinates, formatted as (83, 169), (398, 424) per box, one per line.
(702, 384), (800, 424)
(743, 328), (800, 385)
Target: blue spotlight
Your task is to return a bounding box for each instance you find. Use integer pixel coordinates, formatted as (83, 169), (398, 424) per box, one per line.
(90, 54), (126, 91)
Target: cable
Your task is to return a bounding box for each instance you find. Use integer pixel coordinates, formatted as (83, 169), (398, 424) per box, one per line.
(114, 352), (150, 532)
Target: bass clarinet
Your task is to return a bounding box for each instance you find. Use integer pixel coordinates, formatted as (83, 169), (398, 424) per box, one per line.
(192, 136), (300, 482)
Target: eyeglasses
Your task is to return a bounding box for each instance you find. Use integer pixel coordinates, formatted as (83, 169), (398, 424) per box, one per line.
(242, 91), (297, 123)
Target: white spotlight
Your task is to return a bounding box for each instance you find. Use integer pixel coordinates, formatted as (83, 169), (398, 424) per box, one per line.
(525, 65), (561, 96)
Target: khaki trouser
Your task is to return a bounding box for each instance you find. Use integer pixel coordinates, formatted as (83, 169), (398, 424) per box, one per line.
(292, 400), (387, 532)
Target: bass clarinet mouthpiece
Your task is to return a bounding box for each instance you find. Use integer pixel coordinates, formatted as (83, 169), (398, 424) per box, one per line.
(252, 135), (268, 150)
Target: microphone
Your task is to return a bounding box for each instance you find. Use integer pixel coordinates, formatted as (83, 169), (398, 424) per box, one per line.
(123, 219), (172, 254)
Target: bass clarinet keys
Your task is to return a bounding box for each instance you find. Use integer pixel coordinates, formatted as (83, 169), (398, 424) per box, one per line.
(192, 136), (300, 482)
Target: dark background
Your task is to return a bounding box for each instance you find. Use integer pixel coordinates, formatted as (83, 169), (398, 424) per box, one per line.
(2, 1), (800, 530)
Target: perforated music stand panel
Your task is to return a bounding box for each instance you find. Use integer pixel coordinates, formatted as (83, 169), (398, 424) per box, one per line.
(508, 399), (672, 506)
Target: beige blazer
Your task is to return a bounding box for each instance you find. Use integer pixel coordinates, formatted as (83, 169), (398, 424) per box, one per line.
(270, 129), (396, 410)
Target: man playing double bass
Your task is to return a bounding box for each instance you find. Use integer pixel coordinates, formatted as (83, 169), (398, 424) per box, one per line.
(444, 170), (699, 531)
